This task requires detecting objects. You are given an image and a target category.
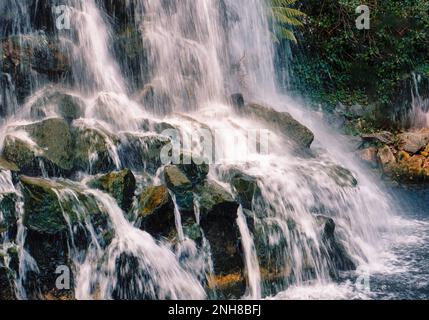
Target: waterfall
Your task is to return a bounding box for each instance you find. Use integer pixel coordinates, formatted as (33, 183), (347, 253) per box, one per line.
(0, 0), (400, 300)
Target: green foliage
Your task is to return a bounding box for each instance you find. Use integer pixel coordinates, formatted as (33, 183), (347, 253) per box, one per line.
(290, 0), (429, 128)
(269, 0), (305, 42)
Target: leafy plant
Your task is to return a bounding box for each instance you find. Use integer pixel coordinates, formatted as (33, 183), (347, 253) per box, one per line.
(269, 0), (305, 42)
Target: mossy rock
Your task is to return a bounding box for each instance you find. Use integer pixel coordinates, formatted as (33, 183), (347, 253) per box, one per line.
(137, 185), (175, 238)
(2, 118), (74, 176)
(196, 181), (244, 297)
(30, 89), (85, 123)
(235, 102), (314, 149)
(89, 169), (136, 212)
(230, 171), (260, 210)
(0, 266), (16, 300)
(20, 176), (109, 236)
(118, 133), (171, 175)
(0, 193), (17, 237)
(164, 165), (194, 211)
(73, 123), (120, 174)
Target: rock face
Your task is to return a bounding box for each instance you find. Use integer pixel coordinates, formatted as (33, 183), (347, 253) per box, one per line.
(230, 171), (260, 210)
(316, 215), (356, 277)
(137, 185), (175, 238)
(89, 170), (136, 212)
(19, 176), (112, 299)
(73, 123), (120, 174)
(3, 118), (74, 177)
(118, 133), (171, 175)
(233, 102), (314, 149)
(196, 181), (244, 298)
(30, 89), (85, 123)
(0, 193), (17, 238)
(0, 35), (70, 104)
(0, 265), (16, 300)
(398, 129), (429, 154)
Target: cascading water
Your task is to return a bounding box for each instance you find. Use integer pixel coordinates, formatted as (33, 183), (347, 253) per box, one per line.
(0, 0), (406, 300)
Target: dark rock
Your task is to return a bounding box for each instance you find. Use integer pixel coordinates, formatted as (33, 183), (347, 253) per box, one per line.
(196, 181), (244, 298)
(118, 133), (171, 175)
(20, 176), (110, 237)
(89, 169), (136, 212)
(136, 82), (173, 116)
(230, 93), (244, 109)
(0, 35), (71, 103)
(177, 153), (210, 186)
(30, 89), (85, 123)
(316, 215), (356, 276)
(137, 185), (175, 238)
(327, 165), (358, 188)
(361, 131), (394, 145)
(73, 122), (120, 174)
(0, 265), (16, 300)
(234, 103), (314, 149)
(164, 165), (193, 211)
(0, 193), (17, 239)
(3, 118), (74, 177)
(230, 171), (260, 210)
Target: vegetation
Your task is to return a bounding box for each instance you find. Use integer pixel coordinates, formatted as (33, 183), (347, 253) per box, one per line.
(287, 0), (429, 129)
(269, 0), (305, 42)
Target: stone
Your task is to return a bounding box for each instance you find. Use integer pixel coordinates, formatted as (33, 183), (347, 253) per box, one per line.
(196, 181), (244, 297)
(234, 102), (314, 149)
(118, 133), (171, 175)
(316, 215), (356, 277)
(137, 185), (175, 238)
(89, 169), (136, 212)
(136, 82), (173, 116)
(2, 118), (74, 176)
(230, 171), (260, 210)
(30, 89), (85, 123)
(361, 131), (394, 145)
(377, 146), (396, 167)
(73, 122), (120, 174)
(164, 165), (193, 211)
(398, 129), (429, 154)
(358, 147), (379, 168)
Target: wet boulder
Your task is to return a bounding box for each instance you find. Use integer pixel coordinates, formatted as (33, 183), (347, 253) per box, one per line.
(0, 156), (19, 183)
(230, 171), (261, 210)
(20, 176), (112, 299)
(137, 185), (175, 239)
(233, 102), (314, 149)
(118, 133), (171, 175)
(136, 82), (173, 116)
(327, 165), (358, 188)
(164, 165), (194, 211)
(316, 215), (356, 277)
(0, 193), (17, 239)
(196, 181), (244, 298)
(89, 169), (136, 212)
(30, 89), (85, 123)
(73, 122), (121, 174)
(0, 264), (16, 300)
(2, 118), (74, 177)
(1, 35), (70, 104)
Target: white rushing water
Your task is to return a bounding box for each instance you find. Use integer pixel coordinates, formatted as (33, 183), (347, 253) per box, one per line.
(0, 0), (404, 300)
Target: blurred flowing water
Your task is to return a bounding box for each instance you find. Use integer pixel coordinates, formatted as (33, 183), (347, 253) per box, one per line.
(0, 0), (427, 300)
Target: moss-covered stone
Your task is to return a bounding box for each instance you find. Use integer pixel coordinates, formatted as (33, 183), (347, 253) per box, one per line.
(137, 185), (175, 238)
(118, 133), (171, 174)
(73, 123), (120, 174)
(2, 118), (74, 176)
(0, 266), (16, 300)
(0, 193), (17, 237)
(30, 89), (85, 123)
(89, 169), (136, 212)
(164, 165), (194, 211)
(196, 181), (244, 297)
(234, 102), (314, 149)
(20, 176), (109, 235)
